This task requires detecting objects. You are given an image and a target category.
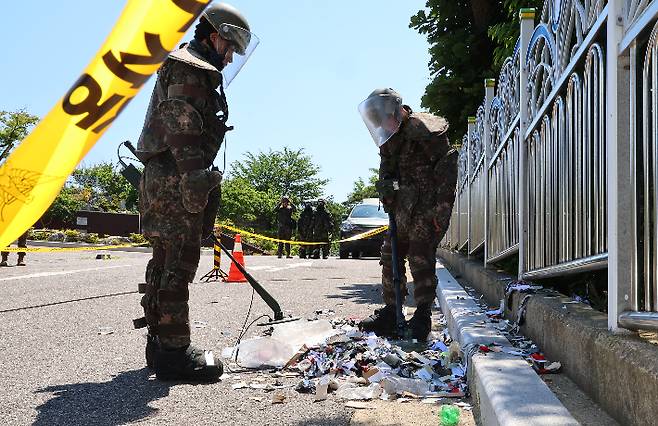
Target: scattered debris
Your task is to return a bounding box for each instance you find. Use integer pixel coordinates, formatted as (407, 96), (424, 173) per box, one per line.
(345, 401), (375, 409)
(223, 316), (468, 406)
(193, 320), (208, 329)
(271, 392), (286, 404)
(97, 327), (114, 335)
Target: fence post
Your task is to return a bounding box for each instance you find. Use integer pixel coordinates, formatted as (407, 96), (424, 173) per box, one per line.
(517, 8), (535, 280)
(484, 79), (495, 266)
(467, 117), (475, 255)
(607, 0), (633, 331)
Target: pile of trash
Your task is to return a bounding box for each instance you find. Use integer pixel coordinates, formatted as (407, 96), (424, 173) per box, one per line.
(466, 281), (562, 374)
(222, 318), (468, 403)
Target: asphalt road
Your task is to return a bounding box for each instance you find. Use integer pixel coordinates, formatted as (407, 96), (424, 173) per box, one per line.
(0, 250), (389, 425)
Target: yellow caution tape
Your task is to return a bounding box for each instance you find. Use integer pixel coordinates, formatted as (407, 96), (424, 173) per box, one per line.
(0, 243), (147, 253)
(220, 224), (389, 246)
(0, 1), (210, 248)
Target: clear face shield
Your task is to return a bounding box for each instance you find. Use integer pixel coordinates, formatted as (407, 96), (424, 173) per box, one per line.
(358, 94), (403, 147)
(218, 23), (260, 87)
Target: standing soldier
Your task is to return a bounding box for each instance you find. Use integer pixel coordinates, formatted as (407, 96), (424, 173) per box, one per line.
(132, 3), (259, 382)
(0, 230), (28, 267)
(357, 88), (457, 340)
(297, 202), (314, 259)
(312, 199), (333, 259)
(275, 196), (296, 258)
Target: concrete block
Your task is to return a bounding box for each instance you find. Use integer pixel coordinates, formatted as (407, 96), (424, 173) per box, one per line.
(436, 263), (578, 426)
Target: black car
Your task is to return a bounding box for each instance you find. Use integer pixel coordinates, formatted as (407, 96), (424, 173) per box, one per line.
(339, 199), (388, 259)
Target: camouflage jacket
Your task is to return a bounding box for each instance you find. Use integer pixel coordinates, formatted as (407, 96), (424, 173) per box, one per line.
(313, 209), (333, 235)
(136, 40), (229, 170)
(276, 204), (296, 229)
(298, 208), (314, 237)
(379, 112), (457, 220)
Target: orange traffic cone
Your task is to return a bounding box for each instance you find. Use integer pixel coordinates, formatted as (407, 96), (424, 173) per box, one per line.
(226, 234), (248, 283)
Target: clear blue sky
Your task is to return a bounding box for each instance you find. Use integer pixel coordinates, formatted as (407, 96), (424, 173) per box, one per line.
(0, 1), (431, 201)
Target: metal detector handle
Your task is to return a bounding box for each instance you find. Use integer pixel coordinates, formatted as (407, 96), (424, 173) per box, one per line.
(214, 236), (284, 321)
(389, 213), (405, 334)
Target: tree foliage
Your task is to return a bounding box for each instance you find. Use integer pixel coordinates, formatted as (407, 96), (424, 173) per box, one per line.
(344, 168), (379, 208)
(0, 109), (39, 161)
(41, 163), (138, 227)
(70, 163), (139, 212)
(410, 0), (542, 143)
(219, 148), (329, 233)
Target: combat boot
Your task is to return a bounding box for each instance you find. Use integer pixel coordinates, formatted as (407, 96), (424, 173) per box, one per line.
(0, 260), (7, 267)
(359, 305), (397, 337)
(407, 304), (432, 341)
(145, 334), (158, 369)
(17, 254), (26, 266)
(154, 344), (223, 382)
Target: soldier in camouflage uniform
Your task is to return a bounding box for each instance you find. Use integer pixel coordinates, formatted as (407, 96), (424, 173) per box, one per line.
(357, 88), (457, 340)
(133, 3), (259, 382)
(275, 196), (296, 258)
(297, 203), (314, 259)
(312, 199), (333, 259)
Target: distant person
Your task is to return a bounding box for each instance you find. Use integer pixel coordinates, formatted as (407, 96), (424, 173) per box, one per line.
(275, 196), (296, 258)
(297, 202), (314, 259)
(0, 230), (28, 267)
(312, 199), (333, 259)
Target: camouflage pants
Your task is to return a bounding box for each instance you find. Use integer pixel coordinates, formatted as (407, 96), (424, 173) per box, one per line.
(139, 155), (205, 349)
(313, 232), (330, 258)
(277, 226), (292, 256)
(1, 231), (27, 262)
(380, 210), (439, 308)
(298, 232), (313, 257)
(141, 237), (201, 349)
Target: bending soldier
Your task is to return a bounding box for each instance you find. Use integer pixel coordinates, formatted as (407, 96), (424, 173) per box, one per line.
(312, 199), (333, 259)
(357, 88), (457, 340)
(133, 3), (259, 382)
(275, 196), (296, 258)
(297, 203), (314, 259)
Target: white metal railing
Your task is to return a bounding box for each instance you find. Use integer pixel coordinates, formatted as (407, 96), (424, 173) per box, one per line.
(486, 46), (521, 263)
(621, 7), (658, 329)
(438, 0), (658, 331)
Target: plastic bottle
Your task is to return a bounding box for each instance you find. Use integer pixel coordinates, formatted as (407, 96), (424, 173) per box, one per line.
(439, 405), (460, 426)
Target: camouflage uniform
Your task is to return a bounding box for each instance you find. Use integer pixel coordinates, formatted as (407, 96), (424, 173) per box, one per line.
(297, 205), (314, 258)
(276, 203), (296, 257)
(312, 204), (333, 259)
(134, 40), (229, 350)
(1, 230), (28, 265)
(379, 112), (457, 308)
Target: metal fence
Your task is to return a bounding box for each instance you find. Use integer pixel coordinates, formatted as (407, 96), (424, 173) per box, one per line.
(440, 0), (658, 330)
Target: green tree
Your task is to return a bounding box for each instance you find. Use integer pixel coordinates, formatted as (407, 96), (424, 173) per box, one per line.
(40, 187), (86, 228)
(410, 0), (541, 143)
(230, 148), (328, 203)
(70, 162), (138, 212)
(219, 147), (329, 234)
(488, 0), (543, 68)
(0, 109), (39, 161)
(344, 168), (379, 208)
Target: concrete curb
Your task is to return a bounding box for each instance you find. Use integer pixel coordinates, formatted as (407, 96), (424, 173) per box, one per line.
(438, 249), (658, 426)
(436, 263), (579, 426)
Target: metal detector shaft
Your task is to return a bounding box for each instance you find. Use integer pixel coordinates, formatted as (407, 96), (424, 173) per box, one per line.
(213, 236), (284, 321)
(388, 213), (405, 335)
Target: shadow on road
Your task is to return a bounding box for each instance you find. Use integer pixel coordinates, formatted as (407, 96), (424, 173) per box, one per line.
(34, 368), (170, 426)
(327, 283), (382, 306)
(328, 282), (418, 307)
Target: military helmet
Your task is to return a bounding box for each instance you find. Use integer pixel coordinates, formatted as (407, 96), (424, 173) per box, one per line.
(358, 88), (404, 147)
(202, 3), (251, 55)
(367, 88), (402, 104)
